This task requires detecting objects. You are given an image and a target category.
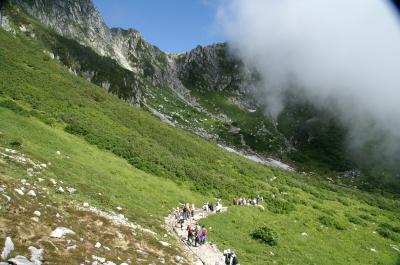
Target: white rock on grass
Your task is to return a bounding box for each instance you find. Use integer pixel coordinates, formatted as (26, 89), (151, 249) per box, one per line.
(33, 211), (41, 217)
(50, 227), (75, 238)
(2, 194), (11, 203)
(159, 241), (170, 247)
(175, 256), (183, 262)
(66, 245), (77, 251)
(116, 206), (122, 211)
(66, 187), (76, 194)
(300, 232), (308, 237)
(56, 151), (61, 155)
(49, 179), (57, 185)
(390, 244), (400, 252)
(83, 202), (89, 207)
(104, 261), (116, 265)
(370, 248), (377, 253)
(1, 237), (14, 260)
(92, 255), (106, 263)
(28, 246), (43, 265)
(56, 187), (65, 193)
(94, 242), (101, 248)
(27, 190), (37, 197)
(8, 255), (35, 265)
(14, 189), (24, 196)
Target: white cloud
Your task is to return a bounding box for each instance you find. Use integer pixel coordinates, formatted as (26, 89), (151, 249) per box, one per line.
(218, 0), (400, 164)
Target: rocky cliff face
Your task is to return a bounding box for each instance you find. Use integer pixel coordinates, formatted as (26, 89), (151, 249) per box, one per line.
(6, 0), (254, 103)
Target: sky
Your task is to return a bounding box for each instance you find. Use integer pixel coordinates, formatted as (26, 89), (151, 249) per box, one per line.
(92, 0), (223, 53)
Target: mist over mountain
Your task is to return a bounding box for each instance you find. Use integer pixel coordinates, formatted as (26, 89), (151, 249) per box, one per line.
(218, 0), (400, 180)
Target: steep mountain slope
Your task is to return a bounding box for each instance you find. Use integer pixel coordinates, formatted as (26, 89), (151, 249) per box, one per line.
(4, 0), (400, 192)
(0, 10), (400, 265)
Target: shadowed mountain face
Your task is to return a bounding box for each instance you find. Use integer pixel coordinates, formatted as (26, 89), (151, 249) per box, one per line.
(2, 0), (399, 192)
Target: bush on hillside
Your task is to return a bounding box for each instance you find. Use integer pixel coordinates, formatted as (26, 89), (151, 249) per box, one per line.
(251, 226), (278, 246)
(377, 223), (400, 242)
(318, 215), (347, 230)
(265, 197), (295, 214)
(345, 213), (367, 226)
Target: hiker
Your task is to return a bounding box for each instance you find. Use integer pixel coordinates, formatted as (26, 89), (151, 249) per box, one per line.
(187, 223), (194, 243)
(230, 252), (239, 265)
(191, 203), (195, 217)
(194, 225), (201, 247)
(216, 201), (222, 213)
(224, 249), (232, 265)
(179, 211), (184, 230)
(200, 225), (207, 244)
(208, 202), (214, 212)
(203, 202), (209, 212)
(183, 205), (188, 220)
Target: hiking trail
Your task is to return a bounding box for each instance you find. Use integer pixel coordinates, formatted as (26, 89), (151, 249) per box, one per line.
(165, 207), (228, 265)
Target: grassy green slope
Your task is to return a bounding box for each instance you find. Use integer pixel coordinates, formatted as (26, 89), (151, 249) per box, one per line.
(1, 19), (400, 265)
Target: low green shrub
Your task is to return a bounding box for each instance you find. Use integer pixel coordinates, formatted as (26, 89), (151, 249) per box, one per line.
(318, 215), (346, 230)
(345, 213), (366, 226)
(251, 226), (278, 246)
(265, 197), (295, 214)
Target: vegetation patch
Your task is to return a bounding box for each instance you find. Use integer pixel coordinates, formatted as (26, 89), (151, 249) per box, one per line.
(251, 226), (278, 246)
(318, 215), (347, 230)
(264, 197), (295, 214)
(377, 223), (400, 242)
(345, 213), (367, 226)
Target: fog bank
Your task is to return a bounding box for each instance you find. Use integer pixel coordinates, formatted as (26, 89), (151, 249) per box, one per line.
(218, 0), (400, 168)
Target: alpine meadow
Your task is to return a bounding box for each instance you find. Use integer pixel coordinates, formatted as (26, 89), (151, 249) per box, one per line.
(0, 1), (399, 265)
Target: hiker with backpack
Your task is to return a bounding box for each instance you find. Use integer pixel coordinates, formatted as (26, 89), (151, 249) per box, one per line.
(194, 224), (201, 247)
(200, 225), (207, 245)
(224, 249), (240, 265)
(187, 222), (194, 243)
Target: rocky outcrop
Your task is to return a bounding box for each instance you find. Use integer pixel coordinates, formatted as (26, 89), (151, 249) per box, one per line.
(176, 43), (257, 95)
(7, 0), (255, 101)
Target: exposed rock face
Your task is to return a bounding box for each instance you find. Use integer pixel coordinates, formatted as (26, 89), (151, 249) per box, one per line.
(7, 0), (251, 104)
(9, 0), (112, 56)
(177, 43), (257, 95)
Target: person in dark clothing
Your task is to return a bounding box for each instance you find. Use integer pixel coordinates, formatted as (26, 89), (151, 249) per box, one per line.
(194, 225), (201, 247)
(231, 253), (239, 265)
(224, 250), (232, 265)
(208, 203), (214, 212)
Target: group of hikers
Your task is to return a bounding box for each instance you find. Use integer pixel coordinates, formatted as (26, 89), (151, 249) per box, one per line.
(172, 201), (241, 264)
(172, 203), (208, 247)
(233, 194), (264, 206)
(202, 200), (223, 213)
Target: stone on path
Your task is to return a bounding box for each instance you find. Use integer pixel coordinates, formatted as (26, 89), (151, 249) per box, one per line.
(28, 246), (43, 265)
(1, 237), (14, 260)
(50, 227), (75, 238)
(8, 255), (35, 265)
(95, 242), (101, 248)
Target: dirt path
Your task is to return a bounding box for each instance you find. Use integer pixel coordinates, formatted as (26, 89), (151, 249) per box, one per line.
(165, 208), (228, 265)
